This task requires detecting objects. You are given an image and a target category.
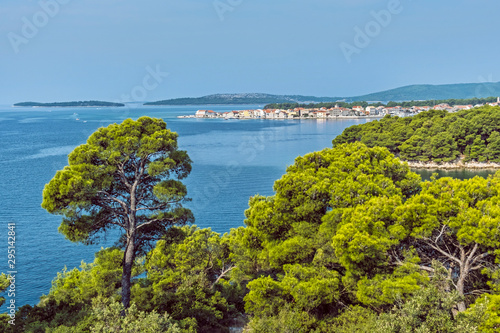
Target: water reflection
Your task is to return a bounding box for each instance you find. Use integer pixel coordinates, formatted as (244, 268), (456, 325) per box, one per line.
(414, 169), (498, 181)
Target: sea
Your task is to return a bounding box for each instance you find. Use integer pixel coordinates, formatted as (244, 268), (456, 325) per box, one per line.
(0, 104), (495, 310)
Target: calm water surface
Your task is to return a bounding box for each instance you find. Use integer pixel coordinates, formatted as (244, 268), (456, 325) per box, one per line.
(0, 104), (493, 309)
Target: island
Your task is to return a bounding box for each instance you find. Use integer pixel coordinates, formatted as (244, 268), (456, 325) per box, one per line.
(13, 101), (125, 107)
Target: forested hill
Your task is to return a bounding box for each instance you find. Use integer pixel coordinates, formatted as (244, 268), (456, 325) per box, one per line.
(348, 82), (500, 102)
(144, 93), (341, 105)
(13, 101), (125, 107)
(264, 97), (498, 110)
(145, 82), (500, 106)
(332, 105), (500, 163)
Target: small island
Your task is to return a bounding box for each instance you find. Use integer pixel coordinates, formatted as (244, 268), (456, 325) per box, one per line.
(13, 100), (125, 107)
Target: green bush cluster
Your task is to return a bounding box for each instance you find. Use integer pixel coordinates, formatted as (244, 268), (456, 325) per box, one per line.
(333, 106), (500, 163)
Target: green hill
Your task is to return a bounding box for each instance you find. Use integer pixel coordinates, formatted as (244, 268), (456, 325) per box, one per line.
(348, 82), (500, 102)
(144, 93), (341, 105)
(145, 82), (500, 106)
(332, 105), (500, 163)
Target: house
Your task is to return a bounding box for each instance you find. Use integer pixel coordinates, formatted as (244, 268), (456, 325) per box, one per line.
(316, 110), (328, 118)
(195, 110), (208, 118)
(452, 105), (473, 112)
(366, 106), (378, 115)
(488, 97), (500, 106)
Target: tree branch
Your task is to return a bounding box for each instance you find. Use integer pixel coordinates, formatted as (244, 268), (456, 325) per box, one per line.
(117, 163), (132, 190)
(97, 191), (129, 213)
(470, 252), (490, 271)
(211, 264), (235, 289)
(136, 217), (176, 230)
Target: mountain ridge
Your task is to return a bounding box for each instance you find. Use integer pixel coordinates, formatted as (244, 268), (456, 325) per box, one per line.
(145, 82), (500, 105)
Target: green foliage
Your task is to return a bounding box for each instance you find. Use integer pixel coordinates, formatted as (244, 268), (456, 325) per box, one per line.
(333, 105), (500, 163)
(0, 273), (10, 307)
(245, 305), (319, 333)
(233, 143), (500, 330)
(466, 294), (500, 332)
(47, 247), (134, 305)
(265, 97), (499, 110)
(134, 226), (242, 332)
(232, 143), (422, 328)
(3, 226), (240, 332)
(42, 117), (194, 308)
(89, 297), (181, 333)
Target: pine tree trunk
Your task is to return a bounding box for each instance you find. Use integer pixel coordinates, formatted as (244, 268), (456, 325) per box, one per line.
(122, 232), (136, 310)
(456, 272), (467, 312)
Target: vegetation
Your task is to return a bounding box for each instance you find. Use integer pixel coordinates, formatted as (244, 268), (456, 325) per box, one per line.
(4, 129), (500, 331)
(147, 82), (500, 106)
(14, 101), (125, 107)
(144, 93), (340, 106)
(265, 97), (498, 110)
(42, 117), (194, 309)
(348, 82), (500, 102)
(333, 105), (500, 163)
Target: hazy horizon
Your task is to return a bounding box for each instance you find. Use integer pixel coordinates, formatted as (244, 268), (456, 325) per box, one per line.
(2, 1), (499, 104)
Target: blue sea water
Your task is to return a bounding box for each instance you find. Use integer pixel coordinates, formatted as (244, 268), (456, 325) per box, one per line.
(0, 104), (494, 311)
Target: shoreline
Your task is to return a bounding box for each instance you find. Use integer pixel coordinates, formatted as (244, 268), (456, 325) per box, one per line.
(405, 159), (500, 170)
(178, 115), (386, 120)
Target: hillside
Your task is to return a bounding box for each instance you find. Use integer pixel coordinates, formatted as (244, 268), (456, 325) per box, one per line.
(145, 82), (500, 106)
(349, 82), (500, 102)
(332, 105), (500, 164)
(144, 93), (341, 105)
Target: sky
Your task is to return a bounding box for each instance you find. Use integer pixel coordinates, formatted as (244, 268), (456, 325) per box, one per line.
(1, 0), (499, 104)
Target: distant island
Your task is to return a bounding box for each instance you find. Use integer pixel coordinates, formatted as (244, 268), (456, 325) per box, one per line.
(14, 101), (125, 107)
(144, 93), (340, 106)
(145, 81), (500, 106)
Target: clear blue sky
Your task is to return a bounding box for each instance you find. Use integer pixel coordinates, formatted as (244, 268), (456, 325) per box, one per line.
(1, 0), (499, 104)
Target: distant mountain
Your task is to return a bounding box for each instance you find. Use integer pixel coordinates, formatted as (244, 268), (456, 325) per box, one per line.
(145, 82), (500, 106)
(144, 93), (342, 105)
(348, 82), (500, 102)
(14, 101), (125, 107)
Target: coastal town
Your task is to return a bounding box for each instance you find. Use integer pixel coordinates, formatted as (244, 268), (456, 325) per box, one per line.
(181, 97), (500, 120)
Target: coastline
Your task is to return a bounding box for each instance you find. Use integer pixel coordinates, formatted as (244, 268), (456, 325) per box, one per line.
(405, 159), (500, 170)
(177, 115), (386, 120)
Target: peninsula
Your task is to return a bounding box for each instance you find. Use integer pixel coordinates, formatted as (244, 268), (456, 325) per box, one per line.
(333, 104), (500, 168)
(182, 98), (500, 120)
(13, 101), (125, 107)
